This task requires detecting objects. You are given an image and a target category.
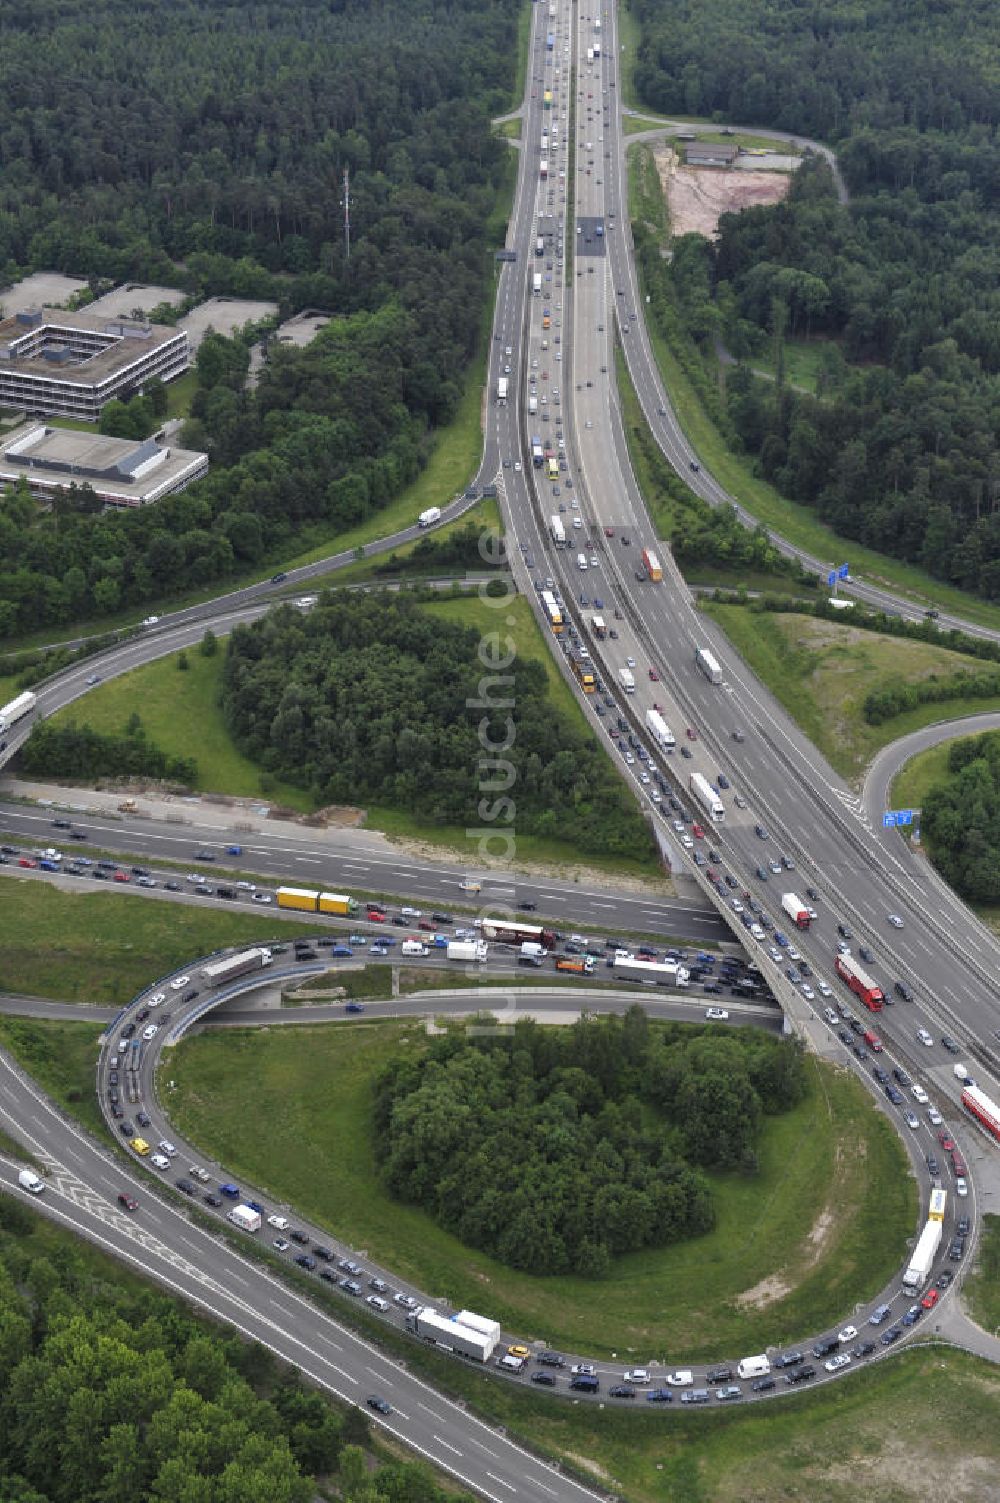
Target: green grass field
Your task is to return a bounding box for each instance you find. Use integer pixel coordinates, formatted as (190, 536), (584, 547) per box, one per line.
(167, 1020), (913, 1360)
(740, 336), (842, 395)
(316, 497), (502, 586)
(0, 1016), (106, 1135)
(627, 142), (668, 236)
(966, 1213), (1000, 1336)
(703, 605), (1000, 782)
(890, 739), (955, 814)
(49, 648), (313, 810)
(0, 875), (325, 1004)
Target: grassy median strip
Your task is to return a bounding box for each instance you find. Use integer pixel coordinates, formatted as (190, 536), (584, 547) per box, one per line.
(702, 604), (1000, 783)
(167, 1019), (913, 1360)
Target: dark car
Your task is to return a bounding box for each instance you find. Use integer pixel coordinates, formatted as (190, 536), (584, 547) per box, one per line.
(936, 1270), (954, 1290)
(646, 1388), (673, 1403)
(894, 980), (914, 1001)
(290, 1229), (310, 1245)
(219, 1183), (240, 1198)
(812, 1338), (839, 1359)
(164, 881), (181, 892)
(175, 1178), (196, 1196)
(852, 1342), (876, 1359)
(785, 1366), (815, 1384)
(136, 1111), (151, 1128)
(940, 1033), (960, 1053)
(537, 1352), (565, 1367)
(957, 1216), (970, 1236)
(204, 1194), (223, 1207)
(531, 1371), (557, 1387)
(893, 1067), (911, 1086)
(517, 901), (537, 911)
(706, 1367), (733, 1384)
(885, 1086), (904, 1105)
(881, 1327), (902, 1345)
(313, 1246), (334, 1261)
(751, 1377), (776, 1393)
(926, 1154), (939, 1174)
(609, 1385), (636, 1399)
(859, 945), (874, 964)
(774, 1352), (803, 1369)
(271, 572), (288, 583)
(837, 923), (852, 939)
(118, 1119), (133, 1136)
(367, 1396), (392, 1414)
(295, 1255), (317, 1271)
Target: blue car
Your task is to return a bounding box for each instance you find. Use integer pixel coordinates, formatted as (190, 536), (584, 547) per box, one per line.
(219, 1184), (240, 1198)
(225, 845), (242, 856)
(346, 1002), (365, 1014)
(330, 945), (353, 957)
(246, 1200), (265, 1215)
(774, 931), (789, 947)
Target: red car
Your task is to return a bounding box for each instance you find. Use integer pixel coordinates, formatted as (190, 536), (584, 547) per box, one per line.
(417, 919), (434, 931)
(117, 1193), (139, 1212)
(113, 870), (130, 883)
(921, 1289), (939, 1310)
(939, 1131), (955, 1152)
(686, 727), (698, 741)
(604, 526), (615, 538)
(17, 857), (36, 868)
(692, 823), (705, 840)
(368, 910), (386, 923)
(648, 667), (659, 681)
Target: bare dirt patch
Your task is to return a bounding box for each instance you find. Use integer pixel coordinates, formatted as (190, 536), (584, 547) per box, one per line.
(817, 1436), (1000, 1502)
(736, 1201), (839, 1310)
(653, 144), (791, 240)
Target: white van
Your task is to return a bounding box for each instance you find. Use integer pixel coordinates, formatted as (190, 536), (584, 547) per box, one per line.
(577, 552), (588, 571)
(18, 1169), (45, 1195)
(737, 1354), (770, 1380)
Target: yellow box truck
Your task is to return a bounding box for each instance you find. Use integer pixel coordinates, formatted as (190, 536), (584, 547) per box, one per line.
(276, 887), (320, 912)
(318, 891), (358, 916)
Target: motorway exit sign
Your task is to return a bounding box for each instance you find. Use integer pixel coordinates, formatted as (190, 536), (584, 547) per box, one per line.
(883, 809), (917, 828)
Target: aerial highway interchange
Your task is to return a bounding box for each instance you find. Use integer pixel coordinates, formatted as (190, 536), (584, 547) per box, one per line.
(2, 0), (1000, 1491)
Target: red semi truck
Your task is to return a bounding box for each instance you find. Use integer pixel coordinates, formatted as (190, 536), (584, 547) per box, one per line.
(835, 952), (884, 1011)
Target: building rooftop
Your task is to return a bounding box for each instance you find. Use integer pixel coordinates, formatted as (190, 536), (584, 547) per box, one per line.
(0, 421), (207, 508)
(0, 305), (185, 387)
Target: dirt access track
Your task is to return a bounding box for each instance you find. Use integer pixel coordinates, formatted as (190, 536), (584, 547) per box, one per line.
(653, 144), (792, 239)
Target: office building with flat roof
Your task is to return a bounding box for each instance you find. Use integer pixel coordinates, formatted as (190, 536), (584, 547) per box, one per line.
(0, 306), (189, 421)
(0, 422), (208, 509)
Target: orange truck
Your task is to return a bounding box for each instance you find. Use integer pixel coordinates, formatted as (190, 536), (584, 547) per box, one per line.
(641, 547), (662, 582)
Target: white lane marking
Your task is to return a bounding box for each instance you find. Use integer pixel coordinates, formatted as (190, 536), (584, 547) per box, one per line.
(434, 1436), (464, 1457)
(486, 1473), (517, 1493)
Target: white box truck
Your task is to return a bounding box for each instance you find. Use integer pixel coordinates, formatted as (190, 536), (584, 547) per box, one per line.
(447, 939), (488, 963)
(695, 647), (722, 684)
(406, 1307), (498, 1362)
(689, 772), (725, 822)
(645, 707), (675, 749)
(528, 394), (538, 415)
(418, 506), (442, 528)
(619, 667), (635, 694)
(228, 1205), (262, 1233)
(401, 939), (428, 957)
(455, 1309), (502, 1346)
(0, 691), (37, 734)
(201, 948), (272, 985)
(903, 1218), (943, 1290)
(532, 272), (542, 295)
(497, 376), (508, 404)
(613, 957), (689, 987)
(737, 1354), (770, 1380)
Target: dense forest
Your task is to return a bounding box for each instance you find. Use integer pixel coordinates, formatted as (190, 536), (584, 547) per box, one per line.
(373, 1011), (806, 1276)
(923, 731), (1000, 901)
(0, 0), (517, 637)
(632, 0), (1000, 598)
(220, 593), (654, 859)
(0, 1194), (472, 1503)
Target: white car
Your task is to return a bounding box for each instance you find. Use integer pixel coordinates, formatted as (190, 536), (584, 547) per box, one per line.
(148, 992), (166, 1007)
(170, 975), (190, 991)
(665, 1370), (693, 1386)
(267, 1214), (289, 1230)
(787, 946), (801, 962)
(400, 906), (421, 918)
(838, 1325), (858, 1344)
(956, 1176), (968, 1197)
(150, 1154), (170, 1171)
(514, 461), (522, 473)
(142, 1024), (158, 1041)
(825, 1353), (851, 1373)
(251, 893), (273, 904)
(801, 985), (815, 1000)
(730, 899), (744, 914)
(817, 982), (832, 997)
(570, 1364), (596, 1377)
(887, 913), (904, 928)
(189, 1166), (210, 1182)
(680, 834), (694, 850)
(768, 946), (782, 962)
(905, 1112), (920, 1130)
(626, 656), (635, 668)
(296, 597), (317, 608)
(927, 1106), (943, 1126)
(624, 1368), (650, 1383)
(142, 615), (160, 626)
(911, 1083), (929, 1104)
(367, 1295), (389, 1312)
(236, 880), (256, 891)
(705, 1008), (729, 1021)
(158, 1140), (177, 1157)
(917, 1028), (933, 1047)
